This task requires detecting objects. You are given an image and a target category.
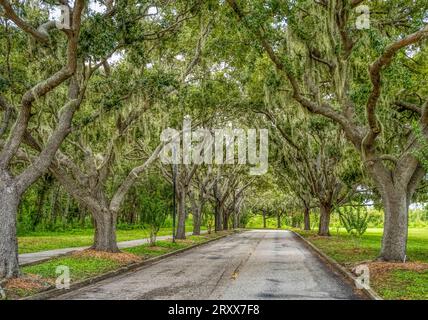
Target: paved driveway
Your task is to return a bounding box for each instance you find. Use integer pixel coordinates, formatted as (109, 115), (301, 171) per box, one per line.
(53, 230), (362, 300)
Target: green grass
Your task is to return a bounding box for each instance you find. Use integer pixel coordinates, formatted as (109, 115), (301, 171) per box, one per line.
(124, 232), (229, 258)
(4, 255), (124, 299)
(18, 227), (205, 254)
(296, 227), (428, 300)
(297, 228), (428, 265)
(246, 215), (280, 229)
(22, 255), (122, 281)
(377, 270), (428, 300)
(124, 240), (188, 258)
(4, 230), (231, 299)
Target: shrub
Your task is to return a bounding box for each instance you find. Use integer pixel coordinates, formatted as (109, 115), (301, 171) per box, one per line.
(337, 205), (370, 236)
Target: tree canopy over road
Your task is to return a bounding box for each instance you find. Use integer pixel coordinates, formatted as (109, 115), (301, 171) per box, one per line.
(1, 0), (428, 285)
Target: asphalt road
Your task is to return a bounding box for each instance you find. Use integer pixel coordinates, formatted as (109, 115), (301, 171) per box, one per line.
(53, 230), (362, 300)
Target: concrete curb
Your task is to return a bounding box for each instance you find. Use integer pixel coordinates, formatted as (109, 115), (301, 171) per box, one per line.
(291, 231), (383, 301)
(21, 232), (236, 300)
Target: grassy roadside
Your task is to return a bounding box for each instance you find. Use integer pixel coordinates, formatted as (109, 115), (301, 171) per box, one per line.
(294, 228), (428, 300)
(3, 231), (231, 300)
(18, 227), (206, 254)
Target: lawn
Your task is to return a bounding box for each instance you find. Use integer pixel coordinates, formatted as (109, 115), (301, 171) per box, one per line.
(4, 231), (232, 299)
(296, 227), (428, 300)
(17, 227), (206, 254)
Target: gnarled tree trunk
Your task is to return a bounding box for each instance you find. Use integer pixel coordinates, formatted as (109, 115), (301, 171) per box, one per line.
(233, 211), (239, 229)
(367, 159), (424, 261)
(192, 212), (201, 235)
(318, 203), (332, 236)
(214, 203), (223, 232)
(223, 210), (229, 230)
(176, 189), (187, 239)
(91, 208), (119, 252)
(379, 188), (408, 261)
(0, 175), (20, 279)
(304, 206), (311, 231)
(192, 205), (202, 236)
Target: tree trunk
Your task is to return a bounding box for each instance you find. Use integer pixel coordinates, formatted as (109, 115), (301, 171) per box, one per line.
(223, 210), (229, 230)
(367, 161), (423, 262)
(262, 210), (267, 228)
(304, 206), (311, 231)
(91, 208), (119, 252)
(318, 203), (332, 236)
(0, 181), (20, 279)
(378, 187), (409, 261)
(233, 211), (239, 229)
(214, 203), (223, 232)
(192, 207), (201, 236)
(277, 212), (281, 229)
(176, 189), (187, 239)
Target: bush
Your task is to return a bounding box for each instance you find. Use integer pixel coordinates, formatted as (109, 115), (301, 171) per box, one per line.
(139, 193), (169, 245)
(337, 205), (370, 236)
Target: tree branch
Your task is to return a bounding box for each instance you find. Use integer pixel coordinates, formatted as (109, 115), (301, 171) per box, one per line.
(364, 24), (428, 151)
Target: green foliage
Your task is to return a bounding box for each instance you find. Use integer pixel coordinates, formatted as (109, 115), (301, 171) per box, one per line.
(23, 256), (121, 282)
(378, 270), (428, 300)
(139, 177), (171, 245)
(337, 205), (370, 236)
(125, 240), (187, 257)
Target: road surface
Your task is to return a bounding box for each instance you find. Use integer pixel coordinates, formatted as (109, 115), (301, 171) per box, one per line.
(53, 230), (362, 300)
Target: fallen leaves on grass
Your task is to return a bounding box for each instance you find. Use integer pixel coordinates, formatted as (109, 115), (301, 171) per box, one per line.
(366, 261), (428, 278)
(352, 261), (428, 288)
(176, 239), (197, 245)
(145, 246), (167, 251)
(72, 249), (142, 264)
(3, 274), (54, 299)
(5, 274), (54, 291)
(361, 262), (428, 300)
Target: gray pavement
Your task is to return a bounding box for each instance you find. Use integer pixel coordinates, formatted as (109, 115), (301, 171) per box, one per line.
(53, 230), (362, 300)
(19, 231), (203, 265)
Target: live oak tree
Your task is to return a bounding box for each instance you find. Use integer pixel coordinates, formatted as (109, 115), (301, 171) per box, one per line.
(189, 166), (216, 235)
(245, 55), (361, 235)
(269, 111), (360, 236)
(0, 0), (85, 279)
(226, 0), (428, 261)
(0, 0), (204, 274)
